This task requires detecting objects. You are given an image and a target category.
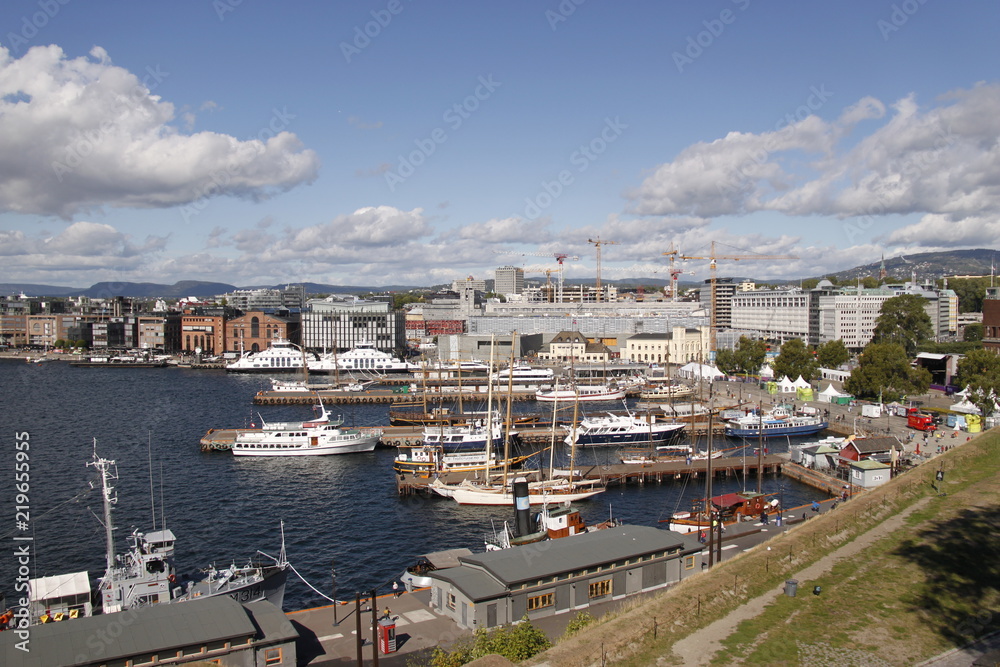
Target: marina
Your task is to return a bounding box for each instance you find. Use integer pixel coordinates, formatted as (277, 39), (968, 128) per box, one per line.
(0, 359), (883, 616)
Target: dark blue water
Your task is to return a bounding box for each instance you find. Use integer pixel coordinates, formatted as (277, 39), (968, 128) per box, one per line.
(0, 360), (826, 611)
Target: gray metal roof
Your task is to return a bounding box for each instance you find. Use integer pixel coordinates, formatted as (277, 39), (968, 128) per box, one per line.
(244, 600), (299, 642)
(423, 548), (474, 569)
(457, 526), (698, 586)
(430, 565), (510, 603)
(1, 595), (258, 667)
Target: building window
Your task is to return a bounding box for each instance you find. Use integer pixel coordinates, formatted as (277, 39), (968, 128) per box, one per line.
(527, 593), (554, 611)
(685, 555), (696, 570)
(447, 593), (456, 610)
(264, 647), (283, 665)
(589, 579), (612, 599)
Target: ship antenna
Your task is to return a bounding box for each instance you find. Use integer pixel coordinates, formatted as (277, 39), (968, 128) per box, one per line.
(147, 432), (156, 533)
(87, 441), (118, 579)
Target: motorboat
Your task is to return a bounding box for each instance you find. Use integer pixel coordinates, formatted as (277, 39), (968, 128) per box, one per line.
(231, 402), (382, 456)
(421, 418), (506, 452)
(568, 408), (686, 447)
(535, 383), (627, 403)
(725, 407), (828, 438)
(490, 364), (556, 384)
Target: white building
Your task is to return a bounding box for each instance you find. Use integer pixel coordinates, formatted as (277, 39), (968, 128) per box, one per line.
(494, 266), (524, 297)
(301, 295), (405, 352)
(624, 328), (710, 365)
(731, 289), (809, 343)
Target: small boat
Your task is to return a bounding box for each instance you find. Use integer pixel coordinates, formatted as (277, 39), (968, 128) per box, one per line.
(485, 499), (621, 550)
(231, 402), (382, 456)
(421, 418), (506, 452)
(662, 491), (780, 534)
(393, 444), (534, 477)
(431, 476), (606, 506)
(270, 378), (374, 393)
(725, 407), (828, 438)
(535, 383), (626, 403)
(638, 383), (694, 400)
(568, 408), (686, 447)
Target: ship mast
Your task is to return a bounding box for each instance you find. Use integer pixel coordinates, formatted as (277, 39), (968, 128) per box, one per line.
(87, 443), (118, 578)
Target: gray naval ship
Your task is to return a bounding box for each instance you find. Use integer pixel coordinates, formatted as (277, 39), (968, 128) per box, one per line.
(15, 449), (288, 625)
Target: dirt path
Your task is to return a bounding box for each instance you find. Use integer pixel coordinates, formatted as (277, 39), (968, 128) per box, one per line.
(670, 497), (932, 666)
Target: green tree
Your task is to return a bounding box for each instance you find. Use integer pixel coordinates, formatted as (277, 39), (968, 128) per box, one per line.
(715, 348), (738, 376)
(54, 339), (66, 349)
(963, 322), (984, 342)
(715, 337), (767, 376)
(816, 339), (850, 369)
(861, 276), (879, 288)
(843, 343), (931, 401)
(871, 294), (933, 355)
(393, 293), (424, 310)
(771, 338), (818, 382)
(956, 348), (1000, 416)
(429, 617), (552, 666)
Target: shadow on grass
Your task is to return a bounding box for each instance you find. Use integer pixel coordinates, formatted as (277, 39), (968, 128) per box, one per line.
(893, 504), (1000, 645)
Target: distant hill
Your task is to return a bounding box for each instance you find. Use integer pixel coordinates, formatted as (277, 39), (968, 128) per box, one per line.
(816, 248), (998, 283)
(3, 249), (996, 298)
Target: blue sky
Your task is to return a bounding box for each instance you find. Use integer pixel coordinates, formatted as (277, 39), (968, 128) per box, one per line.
(1, 0), (999, 288)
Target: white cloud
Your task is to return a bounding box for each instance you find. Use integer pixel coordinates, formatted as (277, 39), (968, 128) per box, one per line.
(0, 45), (319, 218)
(627, 83), (1000, 237)
(455, 217), (549, 243)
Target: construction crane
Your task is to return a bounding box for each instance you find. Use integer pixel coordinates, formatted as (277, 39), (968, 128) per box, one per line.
(587, 237), (619, 302)
(493, 250), (580, 302)
(661, 242), (695, 302)
(678, 241), (799, 355)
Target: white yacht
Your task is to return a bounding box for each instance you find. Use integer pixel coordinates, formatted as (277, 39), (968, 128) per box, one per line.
(231, 403), (382, 456)
(490, 364), (555, 384)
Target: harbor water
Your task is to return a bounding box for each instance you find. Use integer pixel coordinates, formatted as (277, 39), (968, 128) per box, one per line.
(0, 360), (829, 612)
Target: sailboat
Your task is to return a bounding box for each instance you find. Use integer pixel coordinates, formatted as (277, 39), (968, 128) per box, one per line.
(432, 342), (607, 506)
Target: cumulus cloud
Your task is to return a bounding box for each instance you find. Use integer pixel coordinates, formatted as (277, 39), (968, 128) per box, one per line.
(455, 217), (550, 243)
(627, 83), (1000, 232)
(0, 45), (319, 218)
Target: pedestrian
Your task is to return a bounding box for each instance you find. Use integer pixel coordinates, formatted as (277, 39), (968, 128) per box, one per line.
(760, 511), (768, 525)
(698, 530), (706, 544)
(812, 500), (820, 513)
(393, 581), (400, 598)
(383, 607), (391, 620)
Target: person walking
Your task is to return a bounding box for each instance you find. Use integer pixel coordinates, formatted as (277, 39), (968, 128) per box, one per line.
(392, 581), (400, 598)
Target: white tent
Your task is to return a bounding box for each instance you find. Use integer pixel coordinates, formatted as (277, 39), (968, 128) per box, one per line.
(677, 362), (726, 381)
(792, 375), (811, 389)
(777, 376), (796, 393)
(949, 399), (980, 414)
(817, 383), (843, 403)
(759, 364), (775, 379)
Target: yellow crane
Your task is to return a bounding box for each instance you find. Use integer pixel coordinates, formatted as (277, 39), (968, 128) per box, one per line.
(587, 237), (619, 302)
(677, 241), (799, 354)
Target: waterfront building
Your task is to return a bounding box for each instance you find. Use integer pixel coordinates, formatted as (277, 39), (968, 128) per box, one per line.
(0, 596), (298, 667)
(301, 294), (406, 354)
(427, 525), (702, 630)
(180, 307), (237, 355)
(848, 459), (892, 489)
(623, 328), (710, 365)
(536, 330), (614, 363)
(0, 294), (36, 347)
(226, 310), (300, 353)
(494, 265), (524, 297)
(699, 277), (742, 330)
(983, 286), (1000, 354)
(137, 315), (168, 351)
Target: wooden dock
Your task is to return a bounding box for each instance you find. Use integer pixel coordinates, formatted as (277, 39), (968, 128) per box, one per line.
(396, 454), (788, 496)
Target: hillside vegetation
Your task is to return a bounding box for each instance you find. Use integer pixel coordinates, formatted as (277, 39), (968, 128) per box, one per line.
(525, 431), (1000, 666)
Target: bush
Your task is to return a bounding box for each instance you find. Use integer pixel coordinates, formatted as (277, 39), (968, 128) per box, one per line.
(428, 617), (552, 666)
(562, 610), (596, 639)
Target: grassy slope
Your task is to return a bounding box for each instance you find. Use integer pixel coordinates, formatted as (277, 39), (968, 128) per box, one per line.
(525, 431), (1000, 667)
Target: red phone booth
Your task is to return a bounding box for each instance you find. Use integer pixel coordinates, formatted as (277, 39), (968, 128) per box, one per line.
(378, 617), (397, 654)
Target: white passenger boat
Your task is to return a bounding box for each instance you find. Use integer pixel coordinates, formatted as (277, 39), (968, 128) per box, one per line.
(421, 418), (506, 452)
(308, 341), (419, 374)
(231, 403), (382, 456)
(226, 339), (309, 372)
(535, 383), (626, 403)
(490, 364), (555, 384)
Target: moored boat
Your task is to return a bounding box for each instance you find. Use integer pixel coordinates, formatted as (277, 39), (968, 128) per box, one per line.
(725, 407), (828, 438)
(663, 491), (780, 534)
(568, 409), (686, 447)
(226, 339), (311, 372)
(230, 402), (382, 456)
(535, 383), (626, 403)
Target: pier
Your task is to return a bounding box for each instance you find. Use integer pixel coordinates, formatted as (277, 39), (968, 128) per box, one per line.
(395, 453), (788, 496)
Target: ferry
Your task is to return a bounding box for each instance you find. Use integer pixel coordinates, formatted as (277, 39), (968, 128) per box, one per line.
(725, 407), (828, 438)
(535, 383), (627, 403)
(308, 341), (418, 374)
(231, 403), (382, 456)
(226, 339), (309, 372)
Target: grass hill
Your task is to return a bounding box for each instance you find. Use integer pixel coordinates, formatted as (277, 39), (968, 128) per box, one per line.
(526, 430), (1000, 666)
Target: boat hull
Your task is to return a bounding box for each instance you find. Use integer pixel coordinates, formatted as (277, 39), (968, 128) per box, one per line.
(725, 422), (828, 438)
(232, 436), (379, 456)
(574, 423), (685, 447)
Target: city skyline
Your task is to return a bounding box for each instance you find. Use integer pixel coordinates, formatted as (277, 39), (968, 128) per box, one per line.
(1, 1), (998, 288)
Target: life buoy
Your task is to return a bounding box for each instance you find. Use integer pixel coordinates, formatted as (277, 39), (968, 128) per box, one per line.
(168, 574), (177, 583)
